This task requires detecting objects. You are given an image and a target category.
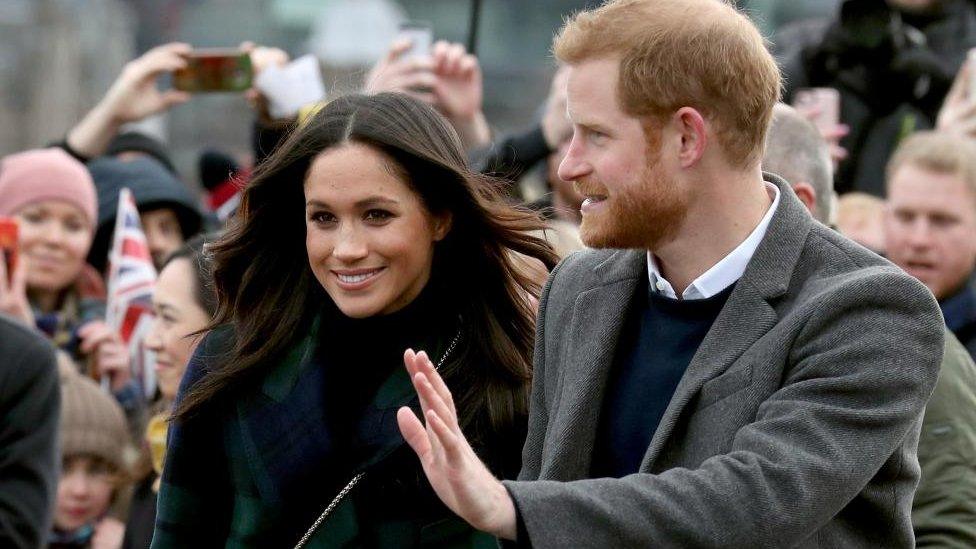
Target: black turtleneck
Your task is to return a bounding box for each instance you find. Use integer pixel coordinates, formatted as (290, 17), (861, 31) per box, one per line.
(318, 280), (459, 438)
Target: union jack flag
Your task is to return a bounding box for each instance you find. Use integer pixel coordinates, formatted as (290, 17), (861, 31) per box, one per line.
(106, 188), (157, 398)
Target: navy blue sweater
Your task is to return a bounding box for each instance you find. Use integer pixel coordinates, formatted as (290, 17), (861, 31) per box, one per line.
(591, 278), (734, 478)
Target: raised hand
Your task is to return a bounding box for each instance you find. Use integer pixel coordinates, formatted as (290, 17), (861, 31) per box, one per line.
(364, 38), (438, 105)
(78, 321), (131, 392)
(239, 41), (291, 124)
(430, 41), (491, 150)
(396, 349), (517, 540)
(0, 251), (34, 327)
(937, 58), (976, 138)
(67, 43), (193, 158)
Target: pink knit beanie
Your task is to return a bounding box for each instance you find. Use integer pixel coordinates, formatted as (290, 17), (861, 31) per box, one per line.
(0, 148), (97, 228)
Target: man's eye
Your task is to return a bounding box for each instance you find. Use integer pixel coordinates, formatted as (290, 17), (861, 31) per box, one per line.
(364, 210), (393, 222)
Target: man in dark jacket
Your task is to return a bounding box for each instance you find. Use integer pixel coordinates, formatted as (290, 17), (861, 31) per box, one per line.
(0, 314), (60, 549)
(775, 0), (976, 196)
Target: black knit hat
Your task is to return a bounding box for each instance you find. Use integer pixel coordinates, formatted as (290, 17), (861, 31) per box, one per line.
(106, 131), (177, 174)
(87, 156), (204, 272)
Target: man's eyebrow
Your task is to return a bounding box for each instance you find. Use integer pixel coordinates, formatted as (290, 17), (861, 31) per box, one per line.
(575, 120), (614, 134)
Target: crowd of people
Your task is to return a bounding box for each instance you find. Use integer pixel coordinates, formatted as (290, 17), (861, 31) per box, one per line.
(1, 0), (976, 547)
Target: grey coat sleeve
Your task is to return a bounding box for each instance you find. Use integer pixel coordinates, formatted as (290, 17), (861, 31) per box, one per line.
(518, 255), (572, 482)
(0, 321), (60, 549)
(504, 270), (944, 548)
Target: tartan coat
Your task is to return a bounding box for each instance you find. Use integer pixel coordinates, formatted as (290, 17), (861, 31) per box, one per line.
(151, 315), (500, 548)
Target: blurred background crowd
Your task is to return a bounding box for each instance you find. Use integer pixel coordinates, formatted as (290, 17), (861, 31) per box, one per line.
(2, 0), (976, 547)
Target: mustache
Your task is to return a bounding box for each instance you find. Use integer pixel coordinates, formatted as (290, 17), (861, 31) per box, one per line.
(574, 177), (607, 196)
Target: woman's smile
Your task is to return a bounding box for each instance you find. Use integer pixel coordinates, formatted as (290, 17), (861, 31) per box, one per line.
(332, 267), (386, 289)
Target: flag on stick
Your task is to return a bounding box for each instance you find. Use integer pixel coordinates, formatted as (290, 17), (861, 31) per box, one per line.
(105, 188), (157, 398)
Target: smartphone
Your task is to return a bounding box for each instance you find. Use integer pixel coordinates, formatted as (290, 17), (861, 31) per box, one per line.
(398, 22), (433, 61)
(0, 217), (18, 285)
(793, 88), (841, 134)
(173, 48), (253, 93)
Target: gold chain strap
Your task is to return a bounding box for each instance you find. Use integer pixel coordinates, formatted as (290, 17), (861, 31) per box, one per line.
(293, 329), (462, 549)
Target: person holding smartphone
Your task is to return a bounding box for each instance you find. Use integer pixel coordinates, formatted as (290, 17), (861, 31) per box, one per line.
(0, 149), (132, 397)
(151, 92), (557, 548)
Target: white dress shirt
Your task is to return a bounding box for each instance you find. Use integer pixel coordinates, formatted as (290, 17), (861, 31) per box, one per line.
(648, 182), (781, 300)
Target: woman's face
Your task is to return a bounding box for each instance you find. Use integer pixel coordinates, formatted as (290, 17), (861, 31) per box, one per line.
(145, 258), (211, 400)
(13, 200), (93, 293)
(304, 144), (451, 319)
(54, 455), (115, 532)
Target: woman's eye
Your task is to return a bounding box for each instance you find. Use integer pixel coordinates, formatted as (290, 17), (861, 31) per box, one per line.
(309, 211), (337, 224)
(364, 209), (393, 222)
(21, 212), (44, 224)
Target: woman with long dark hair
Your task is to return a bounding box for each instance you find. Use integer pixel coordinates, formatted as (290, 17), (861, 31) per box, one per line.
(151, 93), (557, 547)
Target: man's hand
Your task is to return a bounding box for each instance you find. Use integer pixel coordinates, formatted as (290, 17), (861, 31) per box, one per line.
(78, 321), (131, 392)
(67, 43), (192, 158)
(937, 58), (976, 138)
(397, 349), (517, 540)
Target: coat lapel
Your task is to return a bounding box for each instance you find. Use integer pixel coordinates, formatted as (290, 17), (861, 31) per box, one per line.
(640, 175), (813, 469)
(545, 250), (645, 479)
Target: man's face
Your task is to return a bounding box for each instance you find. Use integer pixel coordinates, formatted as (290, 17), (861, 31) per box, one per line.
(885, 163), (976, 300)
(557, 58), (689, 249)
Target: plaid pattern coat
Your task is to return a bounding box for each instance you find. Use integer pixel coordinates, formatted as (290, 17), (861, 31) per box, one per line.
(151, 317), (499, 548)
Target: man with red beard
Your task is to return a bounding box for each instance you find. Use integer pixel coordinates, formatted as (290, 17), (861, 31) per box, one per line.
(395, 0), (945, 546)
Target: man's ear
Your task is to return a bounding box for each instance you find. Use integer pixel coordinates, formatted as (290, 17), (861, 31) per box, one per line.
(432, 211), (453, 241)
(673, 107), (708, 168)
(791, 181), (818, 217)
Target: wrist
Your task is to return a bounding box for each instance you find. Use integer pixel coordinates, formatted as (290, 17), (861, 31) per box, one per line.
(483, 479), (517, 540)
(450, 110), (492, 150)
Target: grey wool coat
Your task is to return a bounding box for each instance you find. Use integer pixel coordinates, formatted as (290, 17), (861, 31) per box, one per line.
(503, 175), (946, 548)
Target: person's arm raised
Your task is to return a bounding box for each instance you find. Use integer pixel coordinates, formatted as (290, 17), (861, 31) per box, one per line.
(65, 43), (192, 159)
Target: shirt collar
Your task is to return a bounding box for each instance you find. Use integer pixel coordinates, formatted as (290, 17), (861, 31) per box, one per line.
(648, 182), (780, 300)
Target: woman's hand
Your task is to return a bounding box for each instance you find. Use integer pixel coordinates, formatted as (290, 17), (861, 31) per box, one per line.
(397, 349), (518, 540)
(0, 252), (34, 327)
(78, 321), (131, 392)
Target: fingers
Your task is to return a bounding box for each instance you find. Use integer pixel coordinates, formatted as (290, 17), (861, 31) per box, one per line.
(0, 250), (8, 295)
(78, 322), (117, 354)
(432, 41), (477, 78)
(426, 409), (463, 461)
(415, 350), (458, 418)
(10, 252), (27, 296)
(387, 38), (413, 62)
(160, 89), (192, 109)
(397, 406), (433, 459)
(412, 368), (460, 437)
